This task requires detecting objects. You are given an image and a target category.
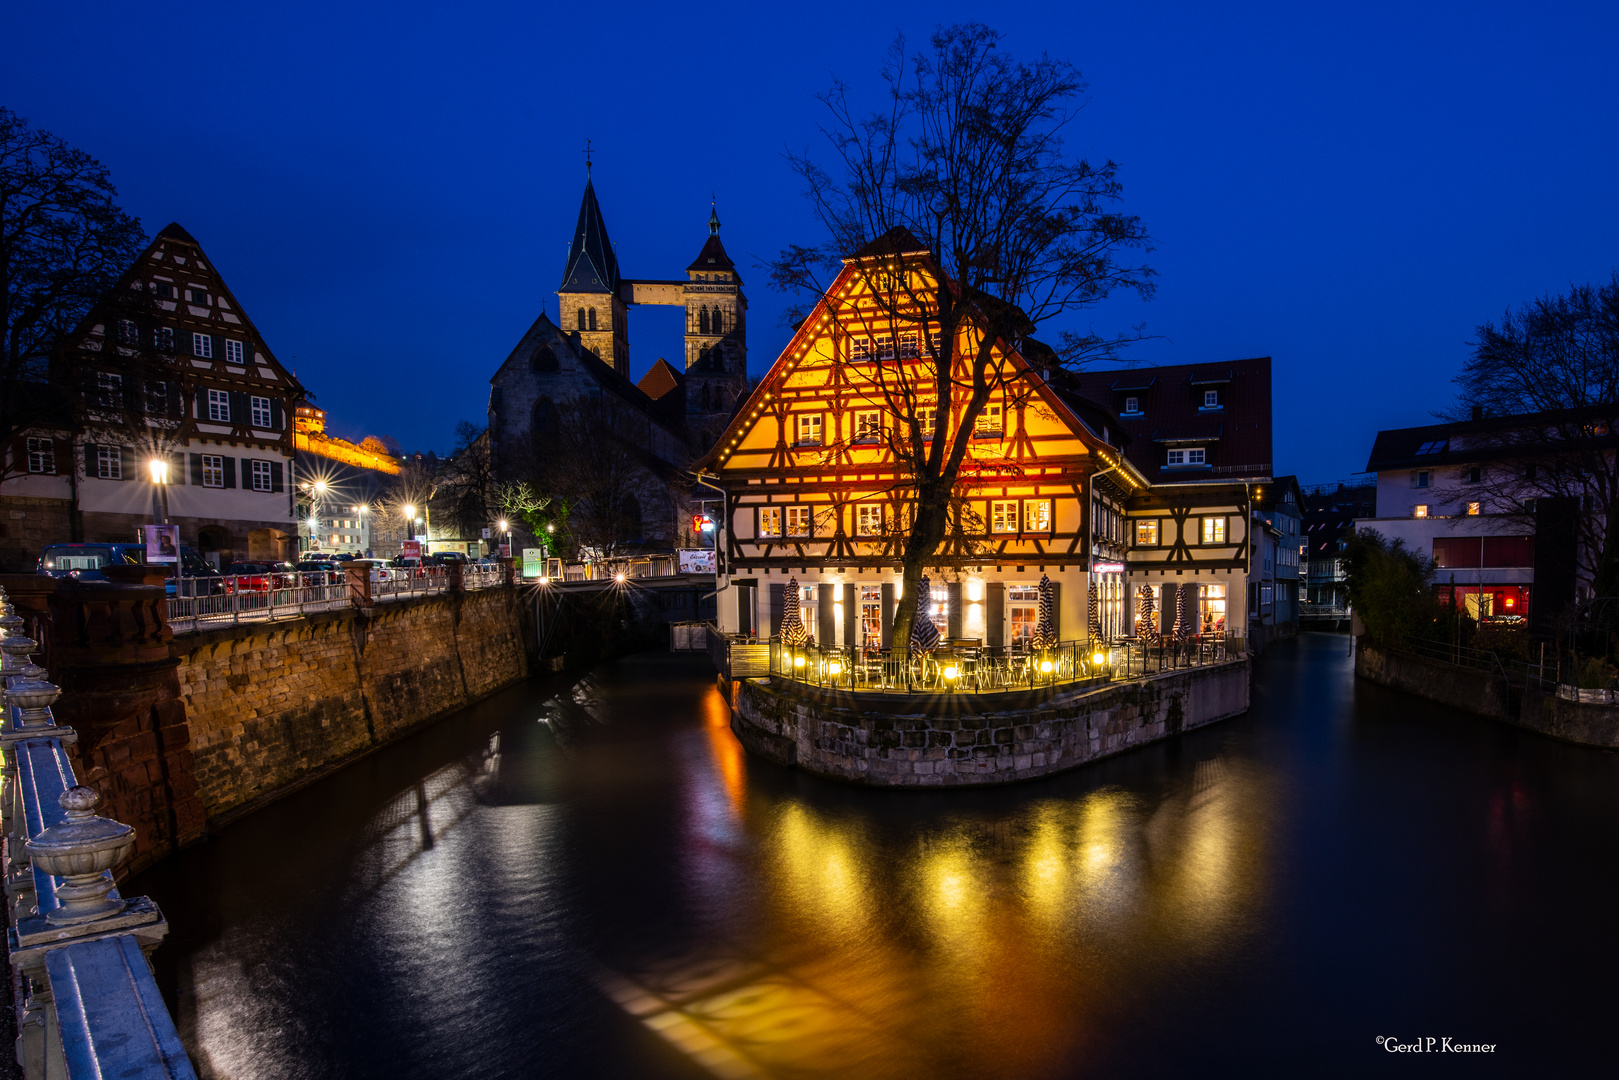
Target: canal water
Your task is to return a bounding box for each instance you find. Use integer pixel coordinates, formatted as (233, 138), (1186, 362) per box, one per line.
(131, 633), (1619, 1078)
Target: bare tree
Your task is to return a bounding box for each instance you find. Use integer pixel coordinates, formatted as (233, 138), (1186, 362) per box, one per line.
(1447, 273), (1619, 596)
(767, 24), (1154, 645)
(535, 397), (656, 561)
(438, 420), (498, 538)
(2, 106), (146, 482)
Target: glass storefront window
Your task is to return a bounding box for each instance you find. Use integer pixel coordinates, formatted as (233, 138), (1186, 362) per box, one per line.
(1008, 585), (1039, 647)
(1200, 584), (1227, 633)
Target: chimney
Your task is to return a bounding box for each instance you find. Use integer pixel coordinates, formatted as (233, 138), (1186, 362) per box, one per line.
(1471, 405), (1483, 421)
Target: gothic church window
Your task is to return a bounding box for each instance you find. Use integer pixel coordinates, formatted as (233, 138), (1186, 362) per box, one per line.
(577, 308), (587, 330)
(531, 345), (559, 373)
(588, 308), (598, 331)
(531, 396), (558, 448)
(699, 307), (710, 334)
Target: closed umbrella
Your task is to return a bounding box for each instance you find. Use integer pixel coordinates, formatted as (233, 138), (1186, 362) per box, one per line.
(909, 576), (941, 653)
(1173, 583), (1189, 639)
(1137, 585), (1158, 643)
(1088, 579), (1102, 641)
(779, 577), (808, 647)
(1031, 574), (1057, 648)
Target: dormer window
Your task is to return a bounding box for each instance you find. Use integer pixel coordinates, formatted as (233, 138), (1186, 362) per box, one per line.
(1202, 390), (1220, 409)
(1167, 447), (1206, 467)
(1124, 396), (1140, 414)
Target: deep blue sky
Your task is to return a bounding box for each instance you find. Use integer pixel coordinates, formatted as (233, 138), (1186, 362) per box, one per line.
(7, 2), (1617, 482)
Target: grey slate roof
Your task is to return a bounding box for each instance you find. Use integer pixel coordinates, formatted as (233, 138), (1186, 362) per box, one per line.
(558, 177), (621, 295)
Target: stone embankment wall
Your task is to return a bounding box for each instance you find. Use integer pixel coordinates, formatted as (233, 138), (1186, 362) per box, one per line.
(176, 586), (529, 821)
(730, 660), (1250, 786)
(1357, 641), (1619, 749)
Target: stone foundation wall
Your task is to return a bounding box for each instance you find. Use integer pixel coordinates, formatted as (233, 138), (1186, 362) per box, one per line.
(730, 660), (1250, 786)
(1354, 643), (1512, 719)
(175, 585), (529, 820)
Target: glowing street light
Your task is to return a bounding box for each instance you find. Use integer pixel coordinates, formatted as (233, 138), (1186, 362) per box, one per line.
(403, 504), (415, 520)
(146, 459), (169, 484)
(614, 571), (627, 583)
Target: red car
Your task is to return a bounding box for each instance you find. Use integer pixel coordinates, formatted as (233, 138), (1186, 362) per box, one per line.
(224, 561), (298, 593)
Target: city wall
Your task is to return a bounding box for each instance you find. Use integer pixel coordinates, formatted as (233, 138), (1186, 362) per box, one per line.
(176, 585), (530, 821)
(729, 660), (1250, 786)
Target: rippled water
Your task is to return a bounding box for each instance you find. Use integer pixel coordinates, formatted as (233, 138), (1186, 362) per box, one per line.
(132, 633), (1619, 1078)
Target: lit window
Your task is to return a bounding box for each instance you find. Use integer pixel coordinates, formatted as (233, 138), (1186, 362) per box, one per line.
(991, 500), (1018, 533)
(875, 335), (894, 360)
(1413, 504), (1429, 518)
(758, 507), (782, 537)
(1022, 499), (1053, 533)
(1201, 516), (1227, 544)
(1466, 501), (1480, 516)
(201, 455), (225, 488)
(193, 333), (213, 358)
(918, 407), (937, 439)
(1167, 447), (1206, 466)
(849, 336), (872, 360)
(1135, 519), (1159, 546)
(974, 403), (1003, 438)
(785, 506), (811, 537)
(26, 437), (55, 474)
(854, 410), (882, 443)
(795, 413), (822, 446)
(251, 396), (272, 427)
(1124, 396), (1140, 414)
(225, 339), (244, 364)
(208, 389), (230, 422)
(96, 445), (121, 480)
(898, 331), (919, 358)
(855, 504), (885, 535)
(250, 460), (272, 492)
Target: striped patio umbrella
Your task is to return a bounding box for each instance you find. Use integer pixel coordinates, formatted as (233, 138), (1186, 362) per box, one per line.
(779, 577), (809, 647)
(1137, 585), (1158, 643)
(1174, 583), (1190, 638)
(1088, 579), (1102, 641)
(1031, 574), (1057, 648)
(909, 576), (941, 653)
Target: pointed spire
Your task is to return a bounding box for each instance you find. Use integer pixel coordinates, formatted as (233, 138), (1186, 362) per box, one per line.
(559, 175), (620, 295)
(687, 201), (738, 279)
(709, 201), (720, 237)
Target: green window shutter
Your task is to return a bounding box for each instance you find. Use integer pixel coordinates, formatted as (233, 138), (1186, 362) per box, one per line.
(84, 443), (98, 475)
(118, 446), (135, 481)
(228, 391), (249, 424)
(220, 456), (236, 488)
(189, 453), (204, 486)
(269, 399), (284, 429)
(211, 335), (226, 363)
(270, 460), (284, 493)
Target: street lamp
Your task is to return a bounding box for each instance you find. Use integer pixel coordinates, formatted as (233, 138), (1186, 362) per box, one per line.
(146, 458), (170, 526)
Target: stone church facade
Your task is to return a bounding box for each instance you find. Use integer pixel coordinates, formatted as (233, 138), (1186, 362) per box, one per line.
(487, 174), (750, 551)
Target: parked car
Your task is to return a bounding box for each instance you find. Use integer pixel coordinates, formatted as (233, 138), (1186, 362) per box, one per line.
(347, 558), (395, 583)
(295, 559), (344, 585)
(224, 561), (298, 593)
(429, 550), (469, 565)
(38, 543), (221, 596)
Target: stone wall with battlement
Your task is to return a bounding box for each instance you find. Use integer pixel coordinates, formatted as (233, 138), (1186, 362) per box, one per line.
(729, 660), (1250, 786)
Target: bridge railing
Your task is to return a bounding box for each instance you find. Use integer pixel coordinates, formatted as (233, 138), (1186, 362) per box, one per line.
(1, 585), (197, 1079)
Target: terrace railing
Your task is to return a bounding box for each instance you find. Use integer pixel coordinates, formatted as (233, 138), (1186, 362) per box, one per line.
(765, 631), (1243, 694)
(0, 585), (197, 1079)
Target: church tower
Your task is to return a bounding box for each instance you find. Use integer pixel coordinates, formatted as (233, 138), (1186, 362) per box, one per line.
(557, 173), (630, 376)
(683, 206), (748, 449)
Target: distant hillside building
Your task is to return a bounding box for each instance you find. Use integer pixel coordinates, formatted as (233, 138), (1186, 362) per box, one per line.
(292, 405), (401, 557)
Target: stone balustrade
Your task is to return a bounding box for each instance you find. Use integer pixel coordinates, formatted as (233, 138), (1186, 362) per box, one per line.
(0, 585), (196, 1079)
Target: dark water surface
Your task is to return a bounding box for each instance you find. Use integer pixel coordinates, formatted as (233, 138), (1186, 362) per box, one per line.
(132, 633), (1619, 1078)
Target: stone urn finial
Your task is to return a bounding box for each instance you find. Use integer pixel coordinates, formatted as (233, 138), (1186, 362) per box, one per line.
(0, 611), (22, 636)
(24, 787), (135, 926)
(5, 674), (60, 729)
(1, 633), (37, 673)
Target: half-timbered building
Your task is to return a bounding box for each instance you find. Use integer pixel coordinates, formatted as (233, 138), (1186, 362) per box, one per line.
(1, 223), (304, 568)
(698, 241), (1273, 649)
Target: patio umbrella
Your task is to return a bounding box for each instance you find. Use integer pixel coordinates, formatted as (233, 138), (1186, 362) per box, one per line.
(1174, 583), (1190, 638)
(1138, 585), (1159, 643)
(1088, 579), (1102, 641)
(1031, 574), (1057, 648)
(910, 576), (941, 653)
(779, 577), (808, 647)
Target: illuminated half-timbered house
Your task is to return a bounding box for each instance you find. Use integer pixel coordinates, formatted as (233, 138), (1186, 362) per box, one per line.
(695, 237), (1156, 650)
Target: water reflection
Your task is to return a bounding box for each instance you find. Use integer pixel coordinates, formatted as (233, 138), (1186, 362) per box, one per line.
(130, 640), (1619, 1078)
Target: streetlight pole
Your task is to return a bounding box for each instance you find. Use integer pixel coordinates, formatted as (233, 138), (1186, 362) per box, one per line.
(146, 458), (170, 525)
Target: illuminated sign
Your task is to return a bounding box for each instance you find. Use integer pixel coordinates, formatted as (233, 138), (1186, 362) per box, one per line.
(1092, 561), (1125, 574)
(692, 514), (716, 533)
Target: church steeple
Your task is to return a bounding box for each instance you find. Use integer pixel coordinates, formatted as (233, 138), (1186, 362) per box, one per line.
(557, 175), (630, 375)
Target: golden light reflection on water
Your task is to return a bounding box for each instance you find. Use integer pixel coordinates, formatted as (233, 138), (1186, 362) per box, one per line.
(702, 685), (748, 819)
(608, 752), (1270, 1079)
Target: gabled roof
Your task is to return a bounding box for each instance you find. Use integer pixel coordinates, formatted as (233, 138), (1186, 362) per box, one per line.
(686, 235), (737, 276)
(852, 226), (928, 259)
(558, 177), (621, 295)
(637, 358), (684, 402)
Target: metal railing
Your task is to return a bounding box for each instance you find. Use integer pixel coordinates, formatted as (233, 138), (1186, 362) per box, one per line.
(765, 631), (1243, 694)
(165, 563), (510, 633)
(1, 586), (197, 1078)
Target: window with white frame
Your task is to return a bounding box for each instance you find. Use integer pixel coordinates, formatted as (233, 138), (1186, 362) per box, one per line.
(757, 506), (783, 537)
(1022, 499), (1053, 533)
(207, 389), (230, 422)
(898, 331), (918, 358)
(25, 437), (54, 474)
(251, 396), (272, 427)
(187, 288), (208, 304)
(1124, 396), (1140, 414)
(192, 333), (213, 358)
(249, 460), (272, 492)
(225, 339), (244, 364)
(974, 403), (1003, 437)
(875, 334), (894, 360)
(991, 500), (1018, 533)
(1201, 516), (1227, 544)
(1135, 519), (1159, 546)
(785, 505), (811, 537)
(795, 413), (822, 446)
(1414, 471), (1431, 488)
(855, 503), (885, 535)
(1203, 389), (1220, 408)
(201, 455), (225, 488)
(92, 372), (121, 410)
(918, 407), (937, 439)
(1167, 447), (1206, 466)
(155, 327), (175, 352)
(849, 336), (872, 360)
(1413, 504), (1429, 518)
(854, 410), (881, 443)
(96, 445), (121, 480)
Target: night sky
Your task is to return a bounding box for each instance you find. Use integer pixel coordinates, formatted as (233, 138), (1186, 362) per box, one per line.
(7, 2), (1617, 483)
